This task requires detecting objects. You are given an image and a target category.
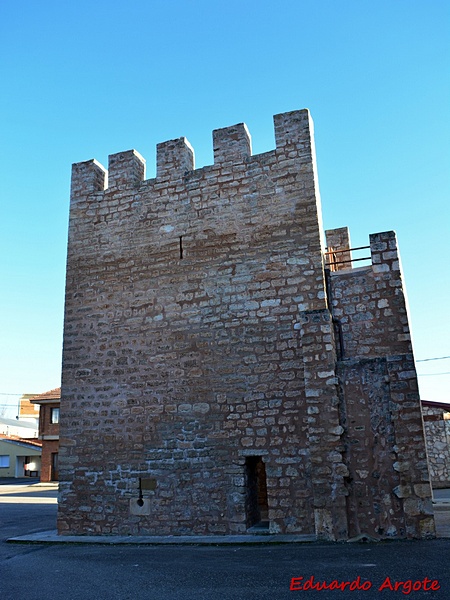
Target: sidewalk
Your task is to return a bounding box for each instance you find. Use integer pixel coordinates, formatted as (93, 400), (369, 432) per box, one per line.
(0, 480), (58, 493)
(0, 477), (40, 485)
(8, 530), (316, 545)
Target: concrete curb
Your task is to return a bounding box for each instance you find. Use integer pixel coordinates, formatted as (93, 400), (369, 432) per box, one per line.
(8, 530), (316, 546)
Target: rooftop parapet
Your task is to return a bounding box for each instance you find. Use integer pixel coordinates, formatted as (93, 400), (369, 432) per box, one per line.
(70, 159), (107, 199)
(70, 109), (316, 194)
(325, 227), (351, 253)
(325, 227), (352, 272)
(213, 123), (252, 165)
(274, 108), (312, 149)
(370, 230), (400, 274)
(156, 137), (194, 180)
(108, 150), (146, 189)
(324, 230), (402, 273)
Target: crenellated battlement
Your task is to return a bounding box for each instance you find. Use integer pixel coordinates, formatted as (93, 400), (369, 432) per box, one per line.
(273, 109), (314, 149)
(213, 122), (252, 164)
(70, 109), (314, 197)
(156, 137), (194, 180)
(70, 159), (107, 197)
(108, 150), (146, 189)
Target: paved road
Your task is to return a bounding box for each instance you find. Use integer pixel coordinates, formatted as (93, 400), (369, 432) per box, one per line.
(0, 480), (449, 600)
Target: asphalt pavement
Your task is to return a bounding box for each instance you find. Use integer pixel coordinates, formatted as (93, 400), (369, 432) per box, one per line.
(0, 479), (449, 600)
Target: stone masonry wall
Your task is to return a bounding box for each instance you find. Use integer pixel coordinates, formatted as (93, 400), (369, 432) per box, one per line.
(327, 229), (434, 539)
(58, 111), (434, 540)
(59, 110), (350, 538)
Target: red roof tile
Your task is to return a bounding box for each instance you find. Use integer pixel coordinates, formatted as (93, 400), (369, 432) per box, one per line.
(29, 387), (61, 402)
(0, 434), (42, 448)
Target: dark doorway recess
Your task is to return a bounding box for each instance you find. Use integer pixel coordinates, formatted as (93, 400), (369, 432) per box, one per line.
(51, 452), (59, 481)
(245, 456), (269, 531)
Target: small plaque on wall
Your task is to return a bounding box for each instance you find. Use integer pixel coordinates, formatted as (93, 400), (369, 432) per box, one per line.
(141, 478), (157, 491)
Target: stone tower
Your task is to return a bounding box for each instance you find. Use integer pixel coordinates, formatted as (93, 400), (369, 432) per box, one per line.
(58, 109), (434, 540)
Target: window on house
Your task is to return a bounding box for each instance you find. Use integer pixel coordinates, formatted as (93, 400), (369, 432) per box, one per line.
(0, 455), (10, 468)
(51, 407), (60, 424)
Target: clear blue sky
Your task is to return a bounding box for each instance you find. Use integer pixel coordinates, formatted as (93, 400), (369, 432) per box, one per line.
(0, 0), (449, 416)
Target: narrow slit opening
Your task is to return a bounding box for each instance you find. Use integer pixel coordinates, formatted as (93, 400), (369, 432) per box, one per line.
(179, 236), (183, 259)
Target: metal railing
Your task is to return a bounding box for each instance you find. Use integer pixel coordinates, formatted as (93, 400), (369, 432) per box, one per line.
(324, 245), (371, 271)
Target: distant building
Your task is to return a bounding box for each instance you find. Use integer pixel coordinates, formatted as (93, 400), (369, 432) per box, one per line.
(0, 416), (38, 439)
(18, 393), (40, 428)
(422, 401), (450, 489)
(0, 435), (42, 478)
(30, 388), (60, 482)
